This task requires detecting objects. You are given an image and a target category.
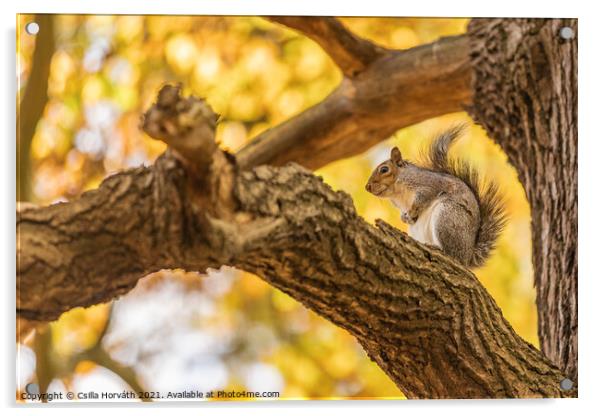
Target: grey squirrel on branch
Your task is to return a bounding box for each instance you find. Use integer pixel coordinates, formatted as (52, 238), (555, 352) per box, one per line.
(365, 125), (506, 268)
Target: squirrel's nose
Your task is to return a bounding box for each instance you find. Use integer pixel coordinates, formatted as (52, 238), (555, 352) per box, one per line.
(365, 183), (371, 192)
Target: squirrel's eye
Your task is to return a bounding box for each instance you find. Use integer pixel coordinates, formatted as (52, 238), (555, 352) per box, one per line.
(379, 166), (390, 174)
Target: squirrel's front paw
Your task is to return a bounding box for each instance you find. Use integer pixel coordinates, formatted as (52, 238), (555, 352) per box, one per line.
(401, 212), (416, 224)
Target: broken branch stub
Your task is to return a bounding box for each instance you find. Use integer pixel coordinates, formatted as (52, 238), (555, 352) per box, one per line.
(142, 84), (220, 170)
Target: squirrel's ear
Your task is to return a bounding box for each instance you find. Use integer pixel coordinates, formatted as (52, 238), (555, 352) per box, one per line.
(390, 147), (403, 165)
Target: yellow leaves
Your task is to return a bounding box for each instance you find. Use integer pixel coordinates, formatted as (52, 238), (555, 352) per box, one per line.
(250, 65), (291, 114)
(49, 51), (75, 96)
(272, 346), (323, 390)
(75, 360), (97, 375)
(323, 348), (358, 379)
(31, 121), (67, 160)
(30, 100), (78, 160)
(282, 384), (308, 399)
(217, 121), (247, 152)
(390, 27), (420, 49)
(248, 122), (270, 138)
(272, 88), (305, 122)
(141, 130), (168, 159)
(228, 92), (263, 122)
(82, 175), (104, 193)
(81, 76), (105, 104)
(271, 290), (298, 313)
(50, 304), (110, 356)
(242, 43), (277, 75)
(364, 200), (404, 231)
(192, 47), (222, 86)
(239, 272), (269, 299)
(86, 15), (115, 38)
(115, 16), (143, 43)
(165, 34), (199, 75)
(292, 42), (329, 82)
(147, 16), (193, 40)
(106, 58), (139, 87)
(357, 359), (402, 398)
(112, 86), (138, 111)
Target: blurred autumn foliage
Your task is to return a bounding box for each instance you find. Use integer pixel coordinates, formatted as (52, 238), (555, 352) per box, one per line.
(17, 14), (536, 401)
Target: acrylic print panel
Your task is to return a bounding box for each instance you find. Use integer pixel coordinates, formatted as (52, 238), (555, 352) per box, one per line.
(16, 14), (577, 402)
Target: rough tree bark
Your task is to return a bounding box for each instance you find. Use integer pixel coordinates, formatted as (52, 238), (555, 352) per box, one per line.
(468, 18), (578, 383)
(16, 17), (577, 399)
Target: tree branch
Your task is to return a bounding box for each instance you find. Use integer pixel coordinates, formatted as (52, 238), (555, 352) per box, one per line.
(267, 16), (387, 77)
(17, 86), (573, 398)
(76, 306), (149, 401)
(18, 14), (55, 202)
(29, 306), (149, 401)
(236, 34), (471, 170)
(141, 84), (219, 169)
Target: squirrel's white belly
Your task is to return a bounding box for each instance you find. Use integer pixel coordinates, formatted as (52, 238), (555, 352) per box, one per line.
(409, 201), (442, 248)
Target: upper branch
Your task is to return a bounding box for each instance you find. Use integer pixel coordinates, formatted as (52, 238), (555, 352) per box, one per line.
(267, 16), (387, 77)
(236, 34), (471, 170)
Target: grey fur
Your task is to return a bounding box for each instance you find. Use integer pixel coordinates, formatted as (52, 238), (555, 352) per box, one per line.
(365, 124), (507, 268)
(423, 124), (507, 267)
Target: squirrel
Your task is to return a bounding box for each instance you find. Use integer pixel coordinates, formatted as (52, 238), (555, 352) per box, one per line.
(365, 124), (506, 268)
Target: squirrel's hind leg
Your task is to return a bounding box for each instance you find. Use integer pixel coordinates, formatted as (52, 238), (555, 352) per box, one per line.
(432, 202), (475, 266)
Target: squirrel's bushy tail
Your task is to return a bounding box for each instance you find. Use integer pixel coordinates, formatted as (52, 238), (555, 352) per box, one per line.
(424, 124), (507, 268)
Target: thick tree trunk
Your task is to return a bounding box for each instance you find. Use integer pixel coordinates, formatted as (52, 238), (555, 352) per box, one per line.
(467, 18), (578, 383)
